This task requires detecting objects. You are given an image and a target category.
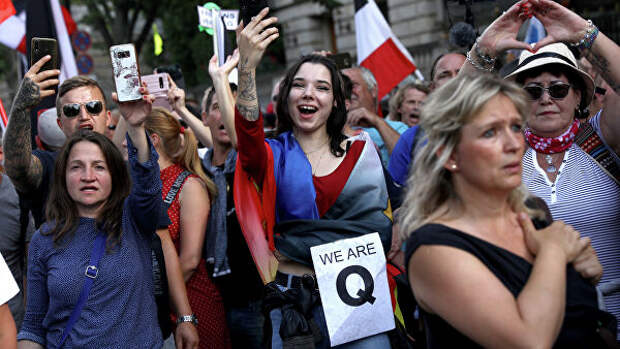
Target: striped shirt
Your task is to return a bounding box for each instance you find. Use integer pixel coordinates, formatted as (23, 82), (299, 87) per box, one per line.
(522, 139), (620, 337)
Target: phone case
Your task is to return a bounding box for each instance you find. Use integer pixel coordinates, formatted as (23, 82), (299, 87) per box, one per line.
(239, 0), (270, 27)
(110, 44), (141, 102)
(31, 38), (58, 71)
(142, 73), (172, 110)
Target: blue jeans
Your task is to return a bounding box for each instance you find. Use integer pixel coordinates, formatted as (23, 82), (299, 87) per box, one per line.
(226, 300), (265, 349)
(269, 283), (391, 349)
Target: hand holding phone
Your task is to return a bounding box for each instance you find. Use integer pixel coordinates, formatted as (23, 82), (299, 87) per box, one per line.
(22, 55), (60, 102)
(239, 0), (271, 27)
(236, 8), (279, 72)
(110, 44), (141, 102)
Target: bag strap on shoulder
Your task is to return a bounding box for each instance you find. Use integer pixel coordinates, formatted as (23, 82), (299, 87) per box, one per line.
(162, 170), (192, 210)
(58, 231), (106, 348)
(575, 122), (620, 184)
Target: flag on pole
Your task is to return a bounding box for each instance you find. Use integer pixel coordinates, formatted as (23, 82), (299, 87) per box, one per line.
(25, 0), (78, 147)
(354, 0), (422, 100)
(1, 0), (76, 57)
(0, 97), (8, 135)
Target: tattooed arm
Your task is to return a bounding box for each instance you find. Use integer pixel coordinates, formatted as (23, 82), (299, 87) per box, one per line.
(3, 57), (60, 194)
(586, 34), (620, 154)
(235, 8), (279, 122)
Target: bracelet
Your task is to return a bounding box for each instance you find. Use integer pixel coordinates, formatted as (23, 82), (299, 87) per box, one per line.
(571, 19), (599, 52)
(466, 51), (495, 72)
(176, 314), (198, 325)
(474, 38), (497, 66)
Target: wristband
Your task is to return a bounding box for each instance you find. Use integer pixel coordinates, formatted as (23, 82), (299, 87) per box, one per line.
(571, 20), (598, 52)
(176, 314), (198, 325)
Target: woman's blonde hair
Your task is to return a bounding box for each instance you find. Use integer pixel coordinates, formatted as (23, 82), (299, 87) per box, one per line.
(145, 107), (216, 198)
(399, 73), (542, 238)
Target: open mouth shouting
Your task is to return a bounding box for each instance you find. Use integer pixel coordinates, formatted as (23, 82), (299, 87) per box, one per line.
(298, 105), (318, 118)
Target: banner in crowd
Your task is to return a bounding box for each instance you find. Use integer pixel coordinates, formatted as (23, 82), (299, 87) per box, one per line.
(311, 233), (395, 346)
(354, 0), (423, 100)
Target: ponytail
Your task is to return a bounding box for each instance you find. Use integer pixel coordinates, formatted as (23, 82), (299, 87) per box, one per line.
(145, 107), (217, 198)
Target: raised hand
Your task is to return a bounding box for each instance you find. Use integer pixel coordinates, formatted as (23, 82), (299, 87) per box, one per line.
(347, 107), (379, 128)
(167, 74), (186, 112)
(236, 7), (279, 72)
(113, 82), (155, 127)
(209, 48), (240, 82)
(527, 0), (589, 50)
(18, 55), (60, 108)
(475, 1), (533, 57)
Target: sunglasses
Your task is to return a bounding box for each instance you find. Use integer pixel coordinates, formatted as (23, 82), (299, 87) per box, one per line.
(595, 86), (607, 96)
(62, 100), (103, 118)
(523, 83), (571, 101)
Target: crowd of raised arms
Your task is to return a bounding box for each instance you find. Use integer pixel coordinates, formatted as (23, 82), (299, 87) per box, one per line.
(0, 0), (619, 348)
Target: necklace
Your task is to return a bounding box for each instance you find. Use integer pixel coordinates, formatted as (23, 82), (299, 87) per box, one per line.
(311, 151), (327, 176)
(303, 139), (330, 156)
(544, 154), (557, 173)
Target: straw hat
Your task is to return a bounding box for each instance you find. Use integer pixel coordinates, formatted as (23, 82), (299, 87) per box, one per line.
(504, 43), (594, 108)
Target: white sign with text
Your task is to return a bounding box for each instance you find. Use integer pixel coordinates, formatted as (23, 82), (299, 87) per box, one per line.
(310, 233), (394, 346)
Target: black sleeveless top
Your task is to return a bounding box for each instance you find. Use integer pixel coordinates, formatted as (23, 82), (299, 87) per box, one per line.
(405, 223), (610, 348)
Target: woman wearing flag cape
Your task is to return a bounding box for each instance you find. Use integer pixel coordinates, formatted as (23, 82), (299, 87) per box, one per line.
(234, 7), (393, 349)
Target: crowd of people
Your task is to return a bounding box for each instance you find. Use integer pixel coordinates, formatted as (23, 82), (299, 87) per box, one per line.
(0, 0), (618, 348)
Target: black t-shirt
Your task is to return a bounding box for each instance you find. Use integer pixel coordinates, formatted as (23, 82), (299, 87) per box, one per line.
(404, 224), (610, 348)
(212, 166), (264, 308)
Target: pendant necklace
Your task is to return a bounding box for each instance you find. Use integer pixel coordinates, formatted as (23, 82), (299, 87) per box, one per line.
(545, 154), (557, 173)
(304, 140), (329, 176)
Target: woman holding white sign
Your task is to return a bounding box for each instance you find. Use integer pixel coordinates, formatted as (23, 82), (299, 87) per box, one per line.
(234, 8), (393, 349)
(400, 74), (615, 348)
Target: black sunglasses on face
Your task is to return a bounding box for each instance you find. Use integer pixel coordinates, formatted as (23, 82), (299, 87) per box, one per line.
(523, 83), (571, 101)
(62, 101), (103, 118)
(595, 86), (607, 96)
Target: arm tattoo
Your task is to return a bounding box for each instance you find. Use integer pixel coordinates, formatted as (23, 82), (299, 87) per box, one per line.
(237, 68), (260, 121)
(585, 50), (620, 93)
(3, 77), (44, 192)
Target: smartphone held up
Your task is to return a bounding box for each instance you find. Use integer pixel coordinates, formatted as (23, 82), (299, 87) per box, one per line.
(31, 37), (59, 72)
(110, 43), (141, 102)
(141, 73), (172, 111)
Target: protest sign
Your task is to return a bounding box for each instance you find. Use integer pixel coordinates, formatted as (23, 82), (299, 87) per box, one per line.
(220, 10), (239, 30)
(310, 233), (394, 346)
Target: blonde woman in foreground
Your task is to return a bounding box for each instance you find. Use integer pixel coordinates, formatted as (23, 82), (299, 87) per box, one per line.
(400, 74), (615, 348)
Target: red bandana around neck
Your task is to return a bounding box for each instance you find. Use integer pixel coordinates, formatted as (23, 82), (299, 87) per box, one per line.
(524, 119), (580, 154)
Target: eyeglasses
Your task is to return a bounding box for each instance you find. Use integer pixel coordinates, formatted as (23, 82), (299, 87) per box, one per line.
(523, 83), (571, 101)
(62, 101), (103, 118)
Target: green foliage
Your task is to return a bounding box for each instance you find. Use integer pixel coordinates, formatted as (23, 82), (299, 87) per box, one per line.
(77, 0), (287, 88)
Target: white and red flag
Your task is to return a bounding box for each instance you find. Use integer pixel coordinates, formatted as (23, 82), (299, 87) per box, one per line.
(354, 0), (423, 100)
(0, 0), (26, 53)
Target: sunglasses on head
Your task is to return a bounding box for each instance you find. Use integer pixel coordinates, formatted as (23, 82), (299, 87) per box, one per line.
(523, 83), (571, 101)
(62, 100), (103, 118)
